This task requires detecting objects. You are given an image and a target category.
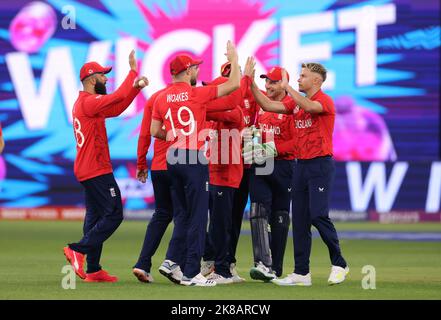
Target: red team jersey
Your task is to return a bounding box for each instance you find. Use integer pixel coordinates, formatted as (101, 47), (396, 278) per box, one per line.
(239, 76), (258, 127)
(283, 89), (335, 159)
(206, 92), (245, 188)
(256, 93), (296, 160)
(237, 76), (258, 169)
(137, 87), (170, 171)
(204, 76), (257, 128)
(72, 70), (139, 181)
(152, 82), (217, 150)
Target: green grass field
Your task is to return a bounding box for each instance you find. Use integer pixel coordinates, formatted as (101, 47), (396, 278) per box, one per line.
(0, 220), (440, 300)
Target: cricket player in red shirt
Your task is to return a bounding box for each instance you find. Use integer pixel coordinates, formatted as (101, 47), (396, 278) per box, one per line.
(132, 84), (231, 285)
(150, 41), (242, 286)
(250, 61), (348, 286)
(200, 64), (258, 282)
(63, 50), (148, 282)
(133, 59), (254, 285)
(242, 67), (296, 281)
(227, 64), (259, 279)
(200, 76), (246, 284)
(132, 85), (174, 283)
(0, 123), (4, 154)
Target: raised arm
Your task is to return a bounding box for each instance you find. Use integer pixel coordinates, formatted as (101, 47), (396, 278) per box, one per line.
(243, 56), (288, 114)
(83, 70), (136, 116)
(280, 69), (323, 114)
(206, 88), (241, 113)
(250, 81), (288, 114)
(84, 50), (148, 117)
(102, 76), (149, 118)
(216, 41), (240, 97)
(207, 107), (242, 126)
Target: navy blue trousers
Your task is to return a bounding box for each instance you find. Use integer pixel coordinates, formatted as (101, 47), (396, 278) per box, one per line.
(166, 149), (209, 278)
(204, 185), (235, 277)
(249, 160), (293, 276)
(134, 170), (174, 272)
(69, 173), (124, 273)
(291, 156), (347, 275)
(228, 168), (251, 265)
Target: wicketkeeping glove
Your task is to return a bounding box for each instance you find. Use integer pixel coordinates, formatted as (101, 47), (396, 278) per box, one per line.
(253, 141), (278, 164)
(242, 142), (254, 164)
(243, 141), (278, 164)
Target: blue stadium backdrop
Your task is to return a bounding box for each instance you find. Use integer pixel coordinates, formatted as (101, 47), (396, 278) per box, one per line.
(0, 0), (439, 221)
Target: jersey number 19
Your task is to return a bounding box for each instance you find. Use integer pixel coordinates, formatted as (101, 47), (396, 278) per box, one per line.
(165, 106), (195, 138)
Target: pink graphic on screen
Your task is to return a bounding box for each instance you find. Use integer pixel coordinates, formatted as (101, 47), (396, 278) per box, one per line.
(131, 0), (277, 159)
(134, 0), (275, 89)
(9, 1), (57, 53)
(0, 157), (6, 182)
(333, 96), (397, 161)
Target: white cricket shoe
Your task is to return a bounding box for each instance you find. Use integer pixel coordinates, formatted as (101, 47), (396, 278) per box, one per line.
(272, 273), (312, 286)
(158, 259), (183, 284)
(230, 263), (246, 283)
(200, 260), (215, 277)
(328, 266), (349, 285)
(180, 273), (217, 287)
(207, 272), (234, 284)
(249, 261), (276, 282)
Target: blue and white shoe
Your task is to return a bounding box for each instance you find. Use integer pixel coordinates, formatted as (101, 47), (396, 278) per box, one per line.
(158, 260), (183, 284)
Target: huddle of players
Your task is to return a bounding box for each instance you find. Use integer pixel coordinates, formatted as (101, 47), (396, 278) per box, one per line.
(132, 41), (348, 287)
(63, 40), (348, 286)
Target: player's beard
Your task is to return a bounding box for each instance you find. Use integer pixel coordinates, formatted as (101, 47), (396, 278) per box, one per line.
(94, 80), (107, 95)
(190, 77), (197, 86)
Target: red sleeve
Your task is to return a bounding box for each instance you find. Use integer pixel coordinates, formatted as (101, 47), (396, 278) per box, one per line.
(207, 108), (242, 126)
(83, 70), (139, 117)
(152, 94), (164, 121)
(101, 87), (140, 118)
(255, 108), (262, 127)
(240, 76), (252, 98)
(137, 98), (155, 170)
(283, 99), (296, 114)
(315, 95), (334, 114)
(206, 111), (223, 122)
(0, 124), (2, 136)
(193, 86), (217, 104)
(240, 76), (259, 122)
(206, 89), (241, 113)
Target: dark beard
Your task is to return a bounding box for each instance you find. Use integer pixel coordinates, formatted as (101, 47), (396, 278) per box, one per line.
(190, 78), (197, 86)
(95, 81), (107, 95)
